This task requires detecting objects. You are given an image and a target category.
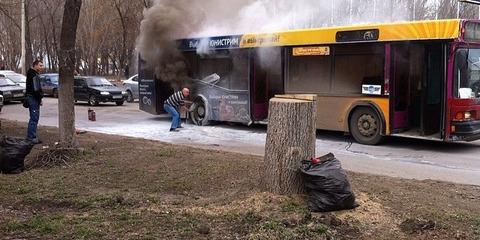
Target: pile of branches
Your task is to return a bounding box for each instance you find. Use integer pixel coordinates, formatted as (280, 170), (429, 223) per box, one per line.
(28, 147), (84, 169)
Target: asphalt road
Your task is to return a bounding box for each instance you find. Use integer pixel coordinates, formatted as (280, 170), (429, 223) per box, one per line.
(1, 98), (480, 186)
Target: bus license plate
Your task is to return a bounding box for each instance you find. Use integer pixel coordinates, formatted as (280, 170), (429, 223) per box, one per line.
(14, 94), (24, 97)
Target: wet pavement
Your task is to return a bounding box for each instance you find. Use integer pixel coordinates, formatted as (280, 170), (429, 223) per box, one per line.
(1, 98), (480, 186)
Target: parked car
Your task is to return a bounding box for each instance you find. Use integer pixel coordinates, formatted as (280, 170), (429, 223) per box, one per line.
(0, 94), (4, 112)
(0, 76), (26, 103)
(122, 74), (138, 102)
(0, 71), (27, 88)
(39, 73), (59, 98)
(74, 76), (128, 106)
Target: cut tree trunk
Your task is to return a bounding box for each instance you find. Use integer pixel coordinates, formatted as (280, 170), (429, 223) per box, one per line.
(264, 95), (317, 195)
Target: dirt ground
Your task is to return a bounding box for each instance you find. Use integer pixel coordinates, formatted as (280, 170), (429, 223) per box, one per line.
(0, 120), (479, 240)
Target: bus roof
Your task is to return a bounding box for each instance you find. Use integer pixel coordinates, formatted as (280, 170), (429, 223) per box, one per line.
(180, 19), (463, 51)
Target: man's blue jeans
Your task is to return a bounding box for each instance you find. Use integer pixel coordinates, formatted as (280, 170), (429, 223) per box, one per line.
(164, 104), (180, 130)
(26, 96), (40, 140)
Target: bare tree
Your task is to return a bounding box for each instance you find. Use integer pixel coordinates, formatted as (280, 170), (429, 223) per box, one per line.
(58, 0), (82, 146)
(1, 0), (478, 76)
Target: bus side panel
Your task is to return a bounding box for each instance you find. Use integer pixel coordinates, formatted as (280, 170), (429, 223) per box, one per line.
(196, 83), (252, 124)
(315, 96), (389, 133)
(138, 57), (173, 115)
(138, 58), (157, 114)
(191, 49), (253, 124)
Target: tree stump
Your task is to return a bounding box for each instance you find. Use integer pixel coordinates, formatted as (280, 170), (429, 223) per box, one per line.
(264, 95), (317, 195)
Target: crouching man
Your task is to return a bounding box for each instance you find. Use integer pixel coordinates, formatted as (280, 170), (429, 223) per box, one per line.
(164, 88), (190, 132)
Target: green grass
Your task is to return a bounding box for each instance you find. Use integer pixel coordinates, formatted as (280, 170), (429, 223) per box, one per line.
(73, 226), (101, 240)
(1, 120), (479, 240)
(248, 219), (330, 240)
(6, 215), (65, 235)
(15, 186), (32, 195)
(243, 210), (262, 225)
(155, 148), (176, 158)
(280, 197), (308, 213)
(473, 217), (480, 237)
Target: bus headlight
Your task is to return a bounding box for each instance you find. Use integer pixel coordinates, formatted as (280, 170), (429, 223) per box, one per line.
(455, 111), (473, 121)
(464, 111), (472, 120)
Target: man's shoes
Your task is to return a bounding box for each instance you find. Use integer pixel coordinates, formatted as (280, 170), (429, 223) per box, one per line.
(27, 138), (42, 144)
(177, 125), (184, 129)
(169, 128), (179, 132)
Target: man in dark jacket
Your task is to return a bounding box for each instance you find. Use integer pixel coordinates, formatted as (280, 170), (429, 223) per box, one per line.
(26, 60), (45, 144)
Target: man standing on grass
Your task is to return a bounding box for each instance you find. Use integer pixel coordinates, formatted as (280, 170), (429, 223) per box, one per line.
(164, 88), (190, 132)
(26, 60), (45, 144)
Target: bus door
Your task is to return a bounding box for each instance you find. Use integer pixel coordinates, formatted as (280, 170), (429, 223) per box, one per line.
(391, 43), (411, 132)
(422, 44), (445, 137)
(391, 42), (445, 138)
(250, 48), (283, 121)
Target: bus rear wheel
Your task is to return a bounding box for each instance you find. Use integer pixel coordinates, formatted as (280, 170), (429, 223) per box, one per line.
(191, 98), (210, 126)
(349, 107), (383, 145)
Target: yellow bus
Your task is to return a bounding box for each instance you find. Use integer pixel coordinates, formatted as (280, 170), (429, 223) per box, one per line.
(139, 19), (480, 145)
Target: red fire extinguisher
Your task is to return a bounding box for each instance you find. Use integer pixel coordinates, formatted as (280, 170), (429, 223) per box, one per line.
(88, 108), (96, 121)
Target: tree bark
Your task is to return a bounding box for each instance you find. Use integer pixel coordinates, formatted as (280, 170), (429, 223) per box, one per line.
(113, 0), (128, 77)
(264, 95), (317, 195)
(58, 0), (82, 146)
(25, 0), (33, 68)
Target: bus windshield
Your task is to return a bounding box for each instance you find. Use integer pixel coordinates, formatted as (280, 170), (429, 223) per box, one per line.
(455, 48), (480, 99)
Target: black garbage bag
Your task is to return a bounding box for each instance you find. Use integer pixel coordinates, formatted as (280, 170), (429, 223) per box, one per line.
(0, 136), (34, 174)
(301, 153), (359, 212)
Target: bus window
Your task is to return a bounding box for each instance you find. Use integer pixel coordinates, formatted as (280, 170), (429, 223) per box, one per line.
(454, 49), (480, 99)
(198, 50), (248, 91)
(199, 57), (231, 88)
(230, 51), (249, 91)
(332, 44), (384, 94)
(287, 51), (332, 94)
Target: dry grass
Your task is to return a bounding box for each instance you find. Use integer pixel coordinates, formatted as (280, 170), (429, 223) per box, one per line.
(0, 120), (479, 240)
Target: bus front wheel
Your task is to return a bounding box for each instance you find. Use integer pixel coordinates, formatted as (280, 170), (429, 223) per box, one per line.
(191, 98), (210, 126)
(349, 107), (383, 145)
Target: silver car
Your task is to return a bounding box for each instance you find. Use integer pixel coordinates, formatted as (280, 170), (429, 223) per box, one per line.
(0, 71), (27, 88)
(122, 74), (138, 102)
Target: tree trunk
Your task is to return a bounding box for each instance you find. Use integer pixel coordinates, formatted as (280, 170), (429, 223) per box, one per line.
(24, 1), (34, 68)
(113, 0), (128, 78)
(264, 95), (317, 195)
(58, 0), (82, 146)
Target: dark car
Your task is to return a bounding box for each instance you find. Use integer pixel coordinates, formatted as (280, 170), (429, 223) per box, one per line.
(39, 73), (59, 98)
(74, 76), (128, 106)
(0, 76), (26, 103)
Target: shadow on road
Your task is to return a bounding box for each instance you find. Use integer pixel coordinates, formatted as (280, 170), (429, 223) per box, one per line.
(74, 102), (135, 107)
(316, 129), (480, 154)
(150, 117), (480, 154)
(3, 101), (23, 105)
